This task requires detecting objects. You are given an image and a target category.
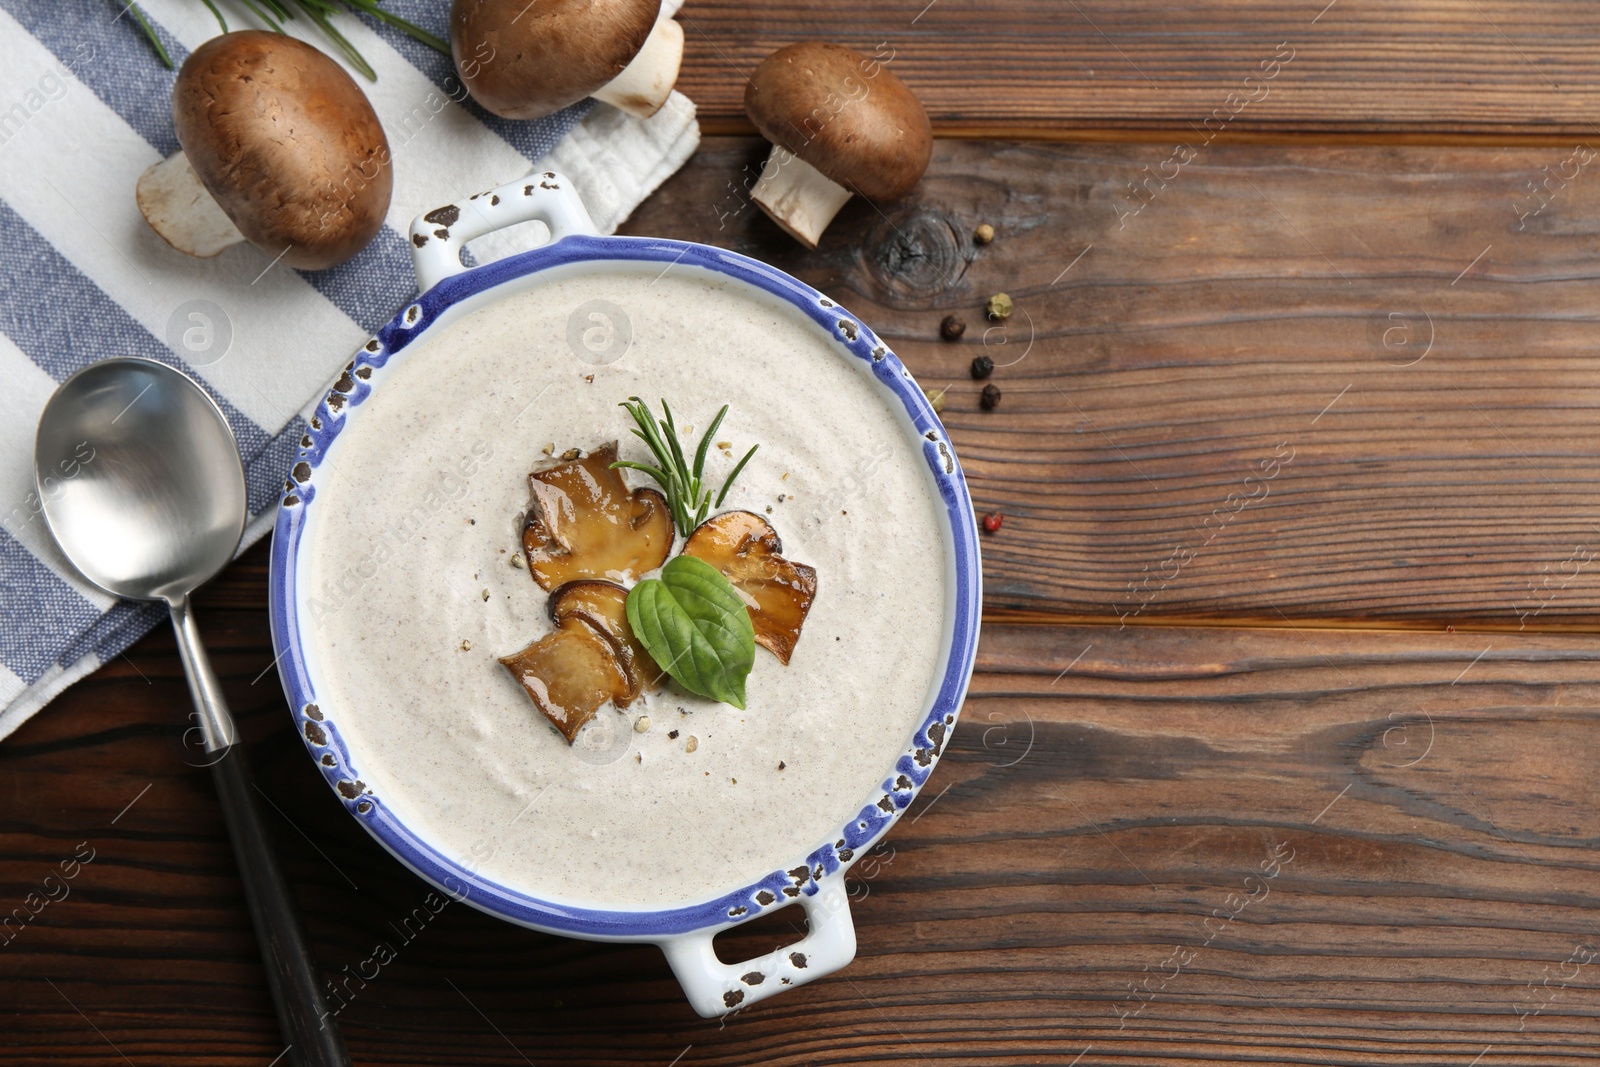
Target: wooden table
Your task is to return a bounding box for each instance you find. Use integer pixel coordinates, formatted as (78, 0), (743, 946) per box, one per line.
(8, 3), (1600, 1064)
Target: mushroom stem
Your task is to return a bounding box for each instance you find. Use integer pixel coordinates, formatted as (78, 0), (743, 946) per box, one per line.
(591, 17), (683, 118)
(135, 151), (246, 259)
(749, 144), (854, 249)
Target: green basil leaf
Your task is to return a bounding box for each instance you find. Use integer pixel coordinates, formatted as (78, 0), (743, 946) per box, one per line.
(626, 555), (755, 709)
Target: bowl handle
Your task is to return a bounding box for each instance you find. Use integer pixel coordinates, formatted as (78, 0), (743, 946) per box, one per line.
(408, 172), (599, 292)
(659, 877), (857, 1017)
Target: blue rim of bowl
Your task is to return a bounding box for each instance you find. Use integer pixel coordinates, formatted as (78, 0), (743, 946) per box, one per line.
(268, 235), (982, 940)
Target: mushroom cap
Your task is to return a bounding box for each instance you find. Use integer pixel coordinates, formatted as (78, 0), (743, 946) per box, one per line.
(172, 31), (391, 271)
(452, 0), (662, 120)
(744, 42), (932, 203)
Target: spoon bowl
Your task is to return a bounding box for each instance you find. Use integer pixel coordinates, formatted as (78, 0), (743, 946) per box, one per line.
(35, 358), (245, 602)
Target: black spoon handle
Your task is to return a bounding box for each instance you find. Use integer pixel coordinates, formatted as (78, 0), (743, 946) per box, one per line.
(171, 597), (349, 1067)
(210, 744), (350, 1067)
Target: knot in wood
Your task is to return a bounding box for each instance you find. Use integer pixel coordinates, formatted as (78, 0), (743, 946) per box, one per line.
(864, 209), (970, 303)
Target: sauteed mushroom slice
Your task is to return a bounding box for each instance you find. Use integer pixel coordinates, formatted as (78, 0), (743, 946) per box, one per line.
(521, 442), (674, 590)
(549, 579), (664, 701)
(499, 622), (630, 743)
(683, 511), (817, 664)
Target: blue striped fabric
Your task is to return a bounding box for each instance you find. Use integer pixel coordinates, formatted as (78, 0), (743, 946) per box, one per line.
(0, 524), (106, 683)
(0, 198), (273, 459)
(4, 0), (568, 336)
(0, 0), (695, 734)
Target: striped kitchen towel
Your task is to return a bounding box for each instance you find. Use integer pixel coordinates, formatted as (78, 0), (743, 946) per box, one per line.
(0, 0), (700, 740)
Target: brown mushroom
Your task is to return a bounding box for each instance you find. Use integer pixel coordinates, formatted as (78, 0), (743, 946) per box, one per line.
(743, 42), (932, 248)
(521, 442), (674, 590)
(452, 0), (683, 120)
(549, 579), (664, 701)
(135, 32), (392, 270)
(683, 511), (817, 664)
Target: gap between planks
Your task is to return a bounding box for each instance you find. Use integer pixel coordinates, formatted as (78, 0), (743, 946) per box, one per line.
(700, 118), (1600, 147)
(984, 609), (1600, 636)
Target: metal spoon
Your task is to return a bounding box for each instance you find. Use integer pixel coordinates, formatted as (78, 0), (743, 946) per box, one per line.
(34, 357), (348, 1067)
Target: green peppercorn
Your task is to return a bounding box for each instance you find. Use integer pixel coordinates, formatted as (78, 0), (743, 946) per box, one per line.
(986, 293), (1013, 320)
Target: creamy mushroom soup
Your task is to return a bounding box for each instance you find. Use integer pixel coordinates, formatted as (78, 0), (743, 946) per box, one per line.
(300, 263), (948, 909)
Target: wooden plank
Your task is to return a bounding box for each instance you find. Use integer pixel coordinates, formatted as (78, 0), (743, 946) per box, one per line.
(675, 0), (1600, 138)
(3, 579), (1598, 1065)
(621, 136), (1600, 624)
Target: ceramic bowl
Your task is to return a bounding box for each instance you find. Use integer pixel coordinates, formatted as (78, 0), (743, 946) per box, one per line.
(268, 173), (981, 1016)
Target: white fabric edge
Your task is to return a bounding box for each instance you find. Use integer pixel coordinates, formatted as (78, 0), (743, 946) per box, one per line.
(0, 652), (103, 740)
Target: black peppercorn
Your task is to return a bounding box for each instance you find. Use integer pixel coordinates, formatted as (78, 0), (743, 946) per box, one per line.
(939, 314), (966, 341)
(980, 383), (1002, 410)
(970, 354), (994, 380)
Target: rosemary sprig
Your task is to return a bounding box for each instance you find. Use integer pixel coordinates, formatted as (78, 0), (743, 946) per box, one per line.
(124, 1), (174, 69)
(611, 398), (760, 538)
(198, 0), (228, 32)
(121, 0), (449, 79)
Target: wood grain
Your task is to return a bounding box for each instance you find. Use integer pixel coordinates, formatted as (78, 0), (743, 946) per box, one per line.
(620, 136), (1600, 626)
(17, 31), (1600, 1063)
(676, 0), (1600, 139)
(3, 559), (1598, 1065)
